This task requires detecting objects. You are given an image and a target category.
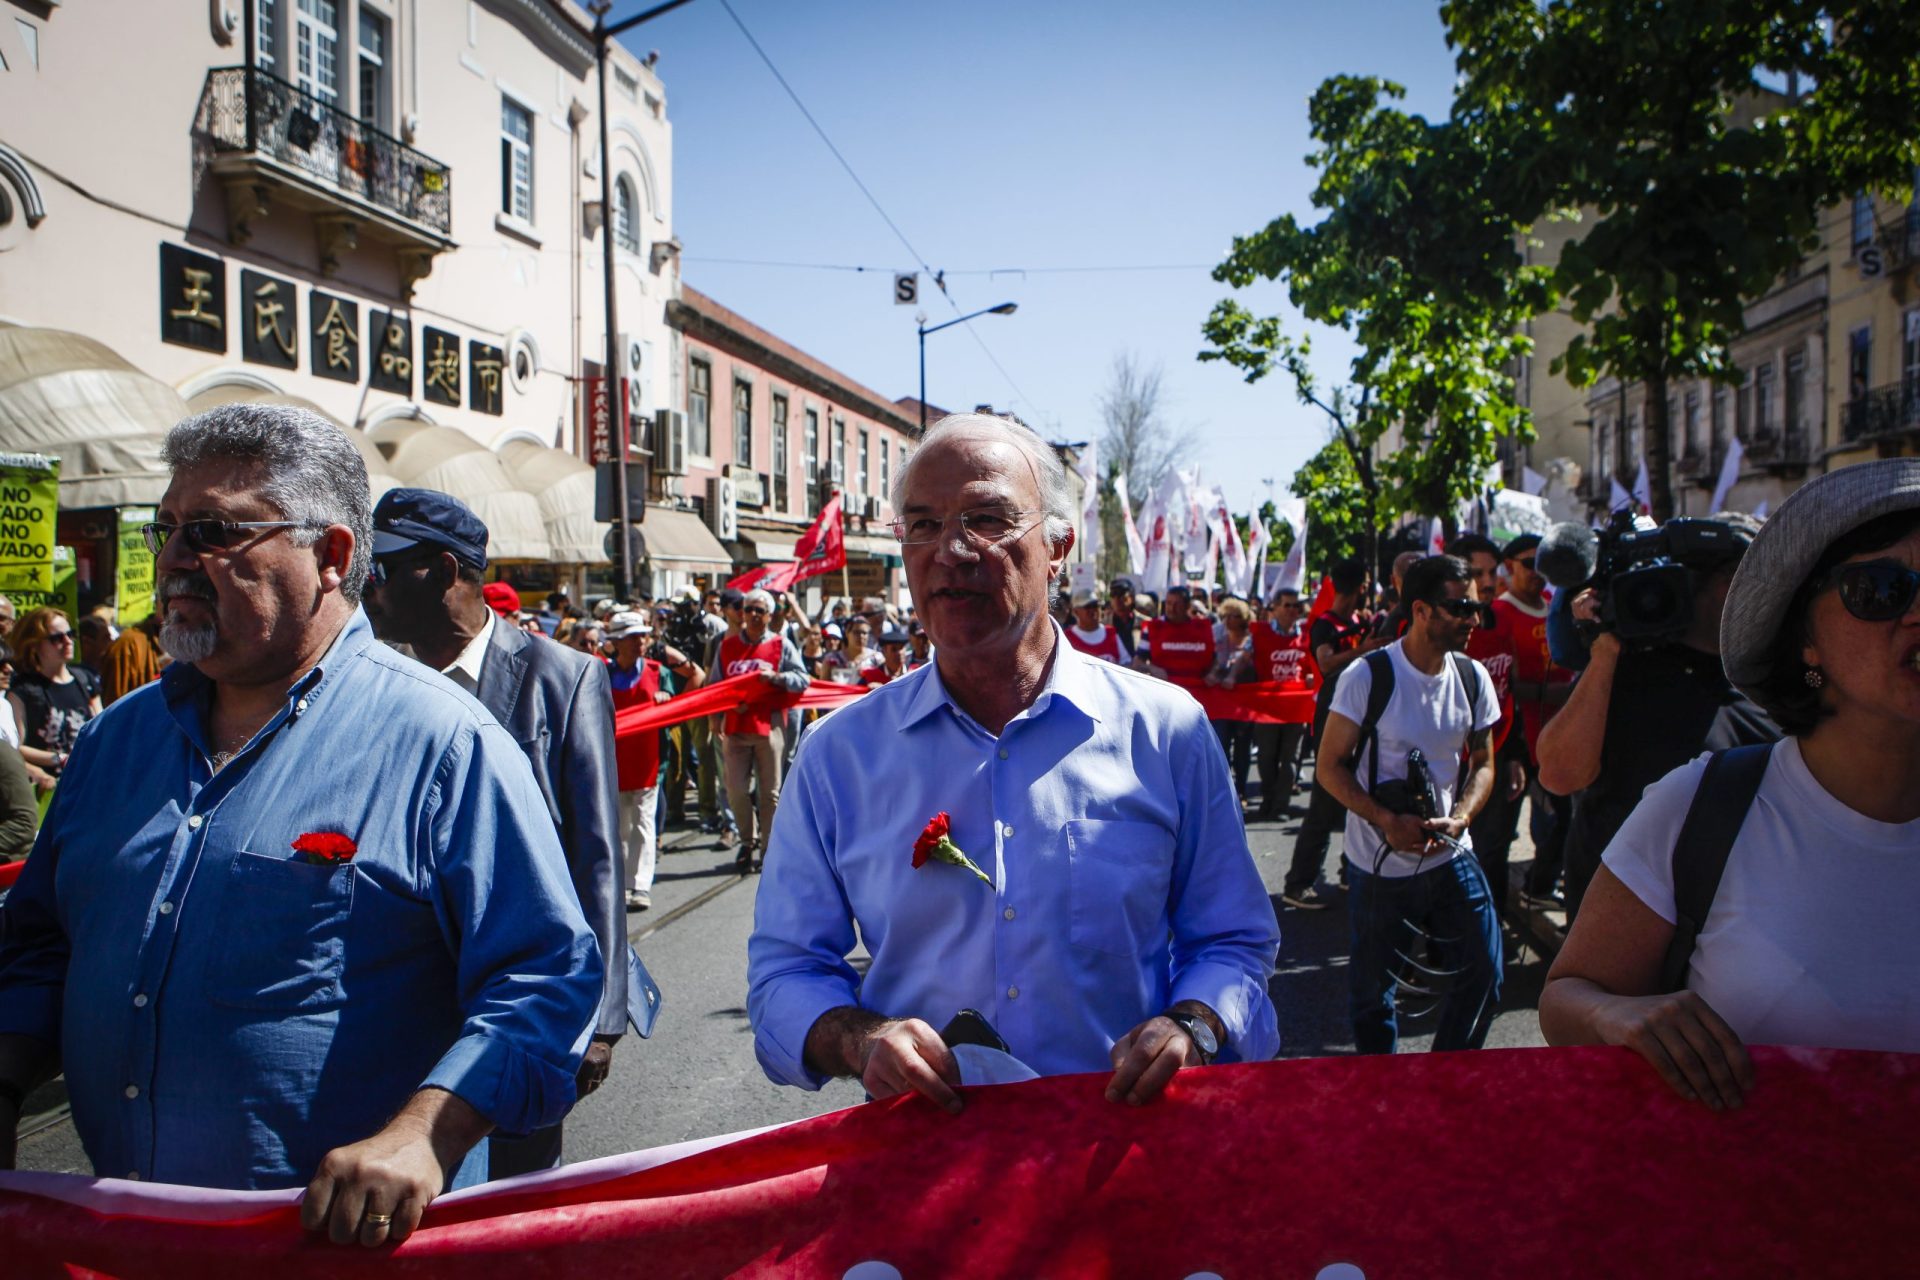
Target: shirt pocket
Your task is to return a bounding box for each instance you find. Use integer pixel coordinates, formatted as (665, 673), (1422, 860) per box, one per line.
(209, 851), (355, 1012)
(1066, 819), (1175, 960)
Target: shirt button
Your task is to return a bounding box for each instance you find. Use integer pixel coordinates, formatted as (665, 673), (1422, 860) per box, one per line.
(1003, 907), (1016, 921)
(124, 1084), (139, 1099)
(157, 902), (174, 915)
(1001, 823), (1014, 839)
(295, 698), (309, 713)
(1007, 986), (1020, 1000)
(132, 994), (148, 1008)
(998, 748), (1008, 760)
(187, 815), (203, 830)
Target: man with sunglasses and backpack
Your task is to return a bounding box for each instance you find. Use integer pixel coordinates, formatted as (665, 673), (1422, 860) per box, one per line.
(1315, 555), (1505, 1055)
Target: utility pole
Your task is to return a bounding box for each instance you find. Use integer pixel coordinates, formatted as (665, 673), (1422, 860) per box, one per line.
(592, 0), (698, 600)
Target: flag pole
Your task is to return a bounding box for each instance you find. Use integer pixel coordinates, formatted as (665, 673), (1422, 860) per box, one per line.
(838, 486), (851, 607)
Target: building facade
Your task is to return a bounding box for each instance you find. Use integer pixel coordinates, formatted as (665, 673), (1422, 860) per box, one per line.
(0, 0), (678, 608)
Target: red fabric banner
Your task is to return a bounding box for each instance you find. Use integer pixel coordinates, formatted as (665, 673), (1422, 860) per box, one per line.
(613, 672), (868, 739)
(1172, 678), (1318, 725)
(727, 493), (848, 595)
(0, 860), (22, 890)
(1, 1047), (1914, 1277)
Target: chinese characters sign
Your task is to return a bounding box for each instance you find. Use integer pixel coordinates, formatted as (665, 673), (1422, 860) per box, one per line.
(422, 326), (461, 407)
(159, 244), (226, 352)
(240, 269), (299, 370)
(469, 341), (504, 416)
(310, 291), (360, 383)
(370, 311), (414, 396)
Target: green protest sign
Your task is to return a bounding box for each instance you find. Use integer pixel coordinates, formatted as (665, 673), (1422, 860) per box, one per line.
(0, 452), (59, 605)
(117, 506), (157, 624)
(49, 545), (78, 623)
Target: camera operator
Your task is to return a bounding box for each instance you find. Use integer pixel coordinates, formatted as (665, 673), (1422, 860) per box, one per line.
(1535, 516), (1778, 919)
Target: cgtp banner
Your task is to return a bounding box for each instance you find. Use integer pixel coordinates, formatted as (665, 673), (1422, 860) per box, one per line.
(0, 1047), (1913, 1278)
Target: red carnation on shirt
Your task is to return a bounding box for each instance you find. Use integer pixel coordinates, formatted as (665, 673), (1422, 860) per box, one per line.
(292, 831), (357, 865)
(912, 812), (990, 884)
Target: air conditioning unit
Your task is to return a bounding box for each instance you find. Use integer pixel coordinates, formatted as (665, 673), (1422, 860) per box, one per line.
(705, 475), (738, 541)
(654, 409), (688, 475)
(617, 332), (646, 416)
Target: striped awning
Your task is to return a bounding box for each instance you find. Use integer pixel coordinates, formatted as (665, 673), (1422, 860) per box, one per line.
(496, 438), (609, 565)
(0, 326), (179, 508)
(368, 419), (553, 562)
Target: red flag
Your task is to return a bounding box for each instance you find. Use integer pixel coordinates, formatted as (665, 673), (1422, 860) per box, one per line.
(1306, 573), (1335, 622)
(727, 491), (848, 595)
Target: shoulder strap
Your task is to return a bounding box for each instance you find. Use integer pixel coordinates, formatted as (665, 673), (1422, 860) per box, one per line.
(1448, 652), (1483, 795)
(1657, 744), (1774, 993)
(1352, 648), (1396, 791)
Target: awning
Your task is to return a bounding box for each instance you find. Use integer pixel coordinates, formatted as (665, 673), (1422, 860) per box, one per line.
(0, 326), (180, 508)
(368, 419), (553, 561)
(497, 438), (609, 565)
(641, 507), (733, 571)
(184, 385), (399, 500)
(842, 533), (903, 560)
(737, 527), (798, 561)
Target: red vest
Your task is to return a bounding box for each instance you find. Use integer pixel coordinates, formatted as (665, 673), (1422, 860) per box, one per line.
(860, 662), (905, 686)
(1065, 624), (1127, 664)
(1250, 624), (1313, 688)
(609, 659), (662, 792)
(1148, 616), (1215, 681)
(720, 633), (787, 736)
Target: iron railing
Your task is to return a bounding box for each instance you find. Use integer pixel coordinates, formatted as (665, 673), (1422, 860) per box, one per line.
(1841, 383), (1920, 445)
(196, 66), (451, 236)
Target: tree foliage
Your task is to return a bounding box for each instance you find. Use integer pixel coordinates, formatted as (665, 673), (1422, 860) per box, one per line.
(1289, 436), (1386, 579)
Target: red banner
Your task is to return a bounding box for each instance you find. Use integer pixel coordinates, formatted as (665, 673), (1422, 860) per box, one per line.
(1, 1047), (1914, 1277)
(1172, 678), (1318, 724)
(728, 492), (847, 595)
(613, 671), (868, 739)
(0, 859), (21, 890)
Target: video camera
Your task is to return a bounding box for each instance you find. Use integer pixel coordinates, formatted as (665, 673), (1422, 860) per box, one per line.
(1536, 510), (1748, 644)
(666, 597), (708, 656)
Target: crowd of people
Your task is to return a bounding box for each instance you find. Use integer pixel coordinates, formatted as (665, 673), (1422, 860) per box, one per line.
(0, 400), (1914, 1249)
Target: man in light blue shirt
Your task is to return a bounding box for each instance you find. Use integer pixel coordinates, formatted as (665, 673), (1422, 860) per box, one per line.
(0, 405), (599, 1248)
(748, 414), (1279, 1110)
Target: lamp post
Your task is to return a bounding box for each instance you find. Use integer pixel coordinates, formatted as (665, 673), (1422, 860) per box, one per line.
(917, 302), (1018, 430)
(592, 0), (698, 602)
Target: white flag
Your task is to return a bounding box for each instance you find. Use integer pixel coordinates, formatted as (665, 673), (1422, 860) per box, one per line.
(1429, 517), (1446, 555)
(1074, 441), (1101, 573)
(1201, 522), (1222, 590)
(1244, 515), (1271, 599)
(1610, 476), (1634, 512)
(1276, 524), (1306, 594)
(1215, 494), (1250, 597)
(1141, 498), (1173, 591)
(1631, 462), (1651, 512)
(1521, 466), (1548, 496)
(1113, 473), (1146, 576)
(1708, 434), (1744, 515)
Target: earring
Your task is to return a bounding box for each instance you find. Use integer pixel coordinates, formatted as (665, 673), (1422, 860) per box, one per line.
(1803, 666), (1825, 689)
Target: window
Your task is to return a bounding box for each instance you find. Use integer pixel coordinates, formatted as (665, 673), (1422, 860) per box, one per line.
(878, 438), (889, 510)
(1904, 309), (1919, 409)
(356, 8), (389, 130)
(772, 395), (790, 513)
(1848, 326), (1873, 400)
(1784, 350), (1806, 438)
(1852, 192), (1876, 255)
(1623, 411), (1640, 475)
(732, 379), (753, 467)
(1683, 390), (1701, 458)
(688, 358), (711, 457)
(1753, 362), (1775, 438)
(804, 408), (820, 515)
(1594, 417), (1613, 481)
(613, 176), (639, 254)
(501, 97), (534, 222)
(294, 0), (340, 104)
(1711, 388), (1729, 460)
(614, 66), (639, 102)
(256, 0), (279, 70)
(832, 416), (847, 486)
(857, 428), (870, 499)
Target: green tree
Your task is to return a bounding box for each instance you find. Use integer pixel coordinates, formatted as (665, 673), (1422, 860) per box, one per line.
(1444, 0), (1920, 521)
(1289, 436), (1384, 579)
(1200, 76), (1546, 549)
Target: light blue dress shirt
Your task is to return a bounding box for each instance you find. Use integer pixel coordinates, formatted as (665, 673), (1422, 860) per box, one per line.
(0, 610), (601, 1189)
(747, 628), (1280, 1088)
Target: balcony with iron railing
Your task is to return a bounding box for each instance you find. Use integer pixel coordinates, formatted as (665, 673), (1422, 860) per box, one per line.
(1841, 383), (1920, 446)
(194, 66), (454, 292)
(1744, 423), (1814, 469)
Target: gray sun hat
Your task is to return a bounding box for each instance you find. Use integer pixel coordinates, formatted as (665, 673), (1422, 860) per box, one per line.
(1721, 457), (1920, 704)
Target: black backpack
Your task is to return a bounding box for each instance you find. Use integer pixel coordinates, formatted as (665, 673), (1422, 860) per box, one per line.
(1349, 648), (1484, 798)
(1655, 743), (1773, 992)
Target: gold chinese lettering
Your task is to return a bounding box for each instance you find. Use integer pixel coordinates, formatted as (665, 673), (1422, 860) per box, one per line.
(313, 298), (359, 370)
(472, 350), (503, 412)
(379, 323), (412, 378)
(251, 281), (295, 358)
(169, 268), (222, 330)
(424, 335), (460, 402)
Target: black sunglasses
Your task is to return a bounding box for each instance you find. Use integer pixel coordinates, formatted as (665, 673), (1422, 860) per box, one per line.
(142, 520), (307, 557)
(1427, 596), (1493, 624)
(1811, 559), (1920, 622)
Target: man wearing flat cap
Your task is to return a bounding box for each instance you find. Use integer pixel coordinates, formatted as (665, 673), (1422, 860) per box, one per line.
(363, 487), (660, 1178)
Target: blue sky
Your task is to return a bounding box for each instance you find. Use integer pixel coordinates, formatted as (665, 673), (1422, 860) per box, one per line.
(623, 0), (1460, 514)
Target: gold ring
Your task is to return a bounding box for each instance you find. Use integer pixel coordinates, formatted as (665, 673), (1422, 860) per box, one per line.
(365, 1212), (394, 1227)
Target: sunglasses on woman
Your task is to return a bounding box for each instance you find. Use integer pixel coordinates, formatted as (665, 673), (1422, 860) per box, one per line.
(142, 520), (307, 556)
(1810, 559), (1920, 622)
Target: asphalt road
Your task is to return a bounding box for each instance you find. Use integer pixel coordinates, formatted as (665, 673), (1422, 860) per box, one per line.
(15, 792), (1558, 1176)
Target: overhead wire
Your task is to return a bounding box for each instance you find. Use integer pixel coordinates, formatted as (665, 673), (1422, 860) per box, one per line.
(681, 256), (1217, 277)
(713, 0), (1042, 421)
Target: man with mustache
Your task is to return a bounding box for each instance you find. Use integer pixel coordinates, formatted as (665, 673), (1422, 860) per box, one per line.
(0, 405), (600, 1247)
(748, 413), (1279, 1109)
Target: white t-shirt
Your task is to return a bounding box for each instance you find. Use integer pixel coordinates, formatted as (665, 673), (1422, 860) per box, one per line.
(1329, 640), (1500, 877)
(1602, 738), (1920, 1053)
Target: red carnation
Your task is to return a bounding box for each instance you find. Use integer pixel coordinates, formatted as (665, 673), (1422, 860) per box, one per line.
(292, 831), (357, 865)
(911, 812), (990, 884)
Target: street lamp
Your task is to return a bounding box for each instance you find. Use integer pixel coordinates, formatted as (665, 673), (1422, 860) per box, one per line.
(592, 0), (698, 602)
(917, 302), (1018, 430)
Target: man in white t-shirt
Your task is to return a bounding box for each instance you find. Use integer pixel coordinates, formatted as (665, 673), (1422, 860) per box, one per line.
(1316, 555), (1503, 1054)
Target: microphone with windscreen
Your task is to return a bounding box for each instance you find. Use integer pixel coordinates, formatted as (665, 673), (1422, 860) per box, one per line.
(1536, 522), (1599, 590)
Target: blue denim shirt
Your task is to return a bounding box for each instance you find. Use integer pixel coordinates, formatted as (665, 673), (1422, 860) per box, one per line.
(747, 628), (1280, 1087)
(0, 610), (601, 1189)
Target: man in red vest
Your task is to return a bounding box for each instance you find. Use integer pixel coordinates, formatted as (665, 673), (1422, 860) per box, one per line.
(1065, 587), (1131, 664)
(861, 628), (913, 685)
(720, 588), (811, 871)
(1242, 587), (1316, 821)
(606, 611), (702, 911)
(1136, 584), (1213, 681)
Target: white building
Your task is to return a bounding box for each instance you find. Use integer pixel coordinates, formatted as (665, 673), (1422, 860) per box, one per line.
(0, 0), (688, 608)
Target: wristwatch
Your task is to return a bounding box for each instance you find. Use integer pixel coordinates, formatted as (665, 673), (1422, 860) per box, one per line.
(1165, 1011), (1219, 1064)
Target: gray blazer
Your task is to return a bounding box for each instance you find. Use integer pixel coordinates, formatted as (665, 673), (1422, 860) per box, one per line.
(475, 619), (656, 1038)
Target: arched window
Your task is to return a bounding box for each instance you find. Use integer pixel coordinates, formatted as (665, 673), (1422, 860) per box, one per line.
(614, 175), (640, 254)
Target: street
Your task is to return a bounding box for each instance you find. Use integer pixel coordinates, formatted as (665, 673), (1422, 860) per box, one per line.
(14, 792), (1557, 1176)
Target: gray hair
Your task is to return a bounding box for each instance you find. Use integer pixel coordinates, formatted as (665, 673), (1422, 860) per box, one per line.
(890, 413), (1074, 548)
(161, 403), (374, 605)
(743, 588), (776, 614)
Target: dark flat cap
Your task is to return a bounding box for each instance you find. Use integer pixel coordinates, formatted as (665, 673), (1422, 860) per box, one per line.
(1721, 458), (1920, 702)
(372, 487), (489, 570)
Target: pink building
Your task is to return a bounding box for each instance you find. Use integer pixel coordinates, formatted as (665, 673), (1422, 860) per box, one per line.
(661, 286), (920, 606)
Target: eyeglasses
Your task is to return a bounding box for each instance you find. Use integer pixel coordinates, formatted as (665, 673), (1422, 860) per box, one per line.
(44, 631), (74, 645)
(1427, 597), (1492, 624)
(744, 605), (772, 615)
(891, 507), (1041, 548)
(143, 520), (308, 557)
(1811, 559), (1920, 622)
